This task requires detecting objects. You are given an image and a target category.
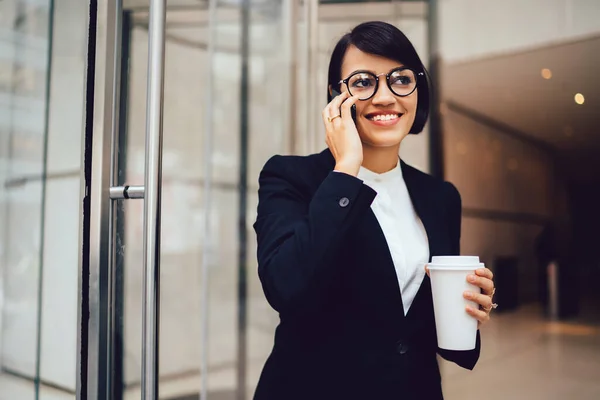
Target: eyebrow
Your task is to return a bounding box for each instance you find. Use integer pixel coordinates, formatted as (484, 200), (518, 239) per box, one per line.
(342, 66), (406, 79)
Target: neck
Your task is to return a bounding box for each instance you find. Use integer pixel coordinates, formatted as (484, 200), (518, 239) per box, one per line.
(361, 144), (401, 174)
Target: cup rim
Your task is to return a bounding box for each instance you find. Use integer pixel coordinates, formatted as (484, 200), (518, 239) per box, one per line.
(427, 263), (484, 270)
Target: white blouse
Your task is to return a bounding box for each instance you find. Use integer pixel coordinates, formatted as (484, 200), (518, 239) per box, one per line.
(357, 160), (430, 315)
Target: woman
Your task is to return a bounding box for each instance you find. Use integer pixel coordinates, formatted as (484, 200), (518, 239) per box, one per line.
(253, 21), (496, 400)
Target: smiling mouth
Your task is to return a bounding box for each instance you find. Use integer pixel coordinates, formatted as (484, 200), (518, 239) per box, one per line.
(367, 113), (402, 121)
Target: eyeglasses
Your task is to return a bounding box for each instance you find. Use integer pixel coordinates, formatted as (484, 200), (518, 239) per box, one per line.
(338, 67), (423, 101)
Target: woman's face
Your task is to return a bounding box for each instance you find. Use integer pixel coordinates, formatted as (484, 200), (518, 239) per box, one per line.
(339, 45), (418, 149)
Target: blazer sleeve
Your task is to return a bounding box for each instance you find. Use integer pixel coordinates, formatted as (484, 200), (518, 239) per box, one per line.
(253, 155), (377, 316)
(436, 181), (482, 370)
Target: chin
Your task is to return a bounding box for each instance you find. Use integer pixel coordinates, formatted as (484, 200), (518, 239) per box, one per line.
(359, 127), (410, 148)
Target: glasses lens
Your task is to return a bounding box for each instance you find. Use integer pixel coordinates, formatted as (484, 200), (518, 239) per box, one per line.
(347, 72), (377, 100)
(388, 69), (417, 96)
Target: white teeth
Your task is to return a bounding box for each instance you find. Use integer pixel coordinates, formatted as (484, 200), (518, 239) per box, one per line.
(370, 114), (399, 121)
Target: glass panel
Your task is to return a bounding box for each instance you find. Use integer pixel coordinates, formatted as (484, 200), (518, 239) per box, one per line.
(117, 0), (293, 397)
(120, 2), (243, 398)
(1, 0), (87, 397)
(0, 0), (52, 398)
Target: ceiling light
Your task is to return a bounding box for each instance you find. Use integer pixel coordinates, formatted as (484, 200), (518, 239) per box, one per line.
(541, 68), (552, 79)
(575, 93), (585, 105)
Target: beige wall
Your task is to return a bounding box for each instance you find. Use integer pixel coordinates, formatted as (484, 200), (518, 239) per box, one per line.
(440, 0), (600, 63)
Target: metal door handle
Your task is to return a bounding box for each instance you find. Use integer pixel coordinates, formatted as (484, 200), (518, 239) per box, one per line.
(109, 185), (145, 199)
(140, 0), (167, 398)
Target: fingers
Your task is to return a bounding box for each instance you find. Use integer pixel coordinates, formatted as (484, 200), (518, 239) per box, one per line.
(466, 305), (490, 326)
(340, 94), (359, 122)
(322, 105), (335, 126)
(464, 291), (493, 310)
(322, 91), (349, 123)
(467, 271), (495, 295)
(331, 90), (349, 111)
(464, 275), (495, 329)
(424, 264), (430, 277)
(475, 267), (494, 281)
(322, 90), (363, 172)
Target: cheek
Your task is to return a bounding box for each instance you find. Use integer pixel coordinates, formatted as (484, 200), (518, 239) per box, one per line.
(399, 97), (418, 127)
(403, 93), (419, 114)
(355, 101), (368, 116)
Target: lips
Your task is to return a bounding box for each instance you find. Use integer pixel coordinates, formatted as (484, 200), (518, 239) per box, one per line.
(365, 112), (403, 121)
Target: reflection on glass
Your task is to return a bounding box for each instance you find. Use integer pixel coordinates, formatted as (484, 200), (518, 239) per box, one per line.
(0, 0), (51, 398)
(119, 2), (292, 398)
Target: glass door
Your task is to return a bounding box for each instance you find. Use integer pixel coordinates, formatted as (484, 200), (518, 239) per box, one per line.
(119, 2), (247, 398)
(79, 0), (294, 398)
(0, 1), (53, 398)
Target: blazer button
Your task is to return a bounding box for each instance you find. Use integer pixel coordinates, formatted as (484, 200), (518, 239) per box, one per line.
(339, 197), (350, 207)
(396, 342), (409, 355)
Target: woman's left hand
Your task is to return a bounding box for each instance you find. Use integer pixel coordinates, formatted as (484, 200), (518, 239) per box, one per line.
(464, 268), (497, 329)
(424, 265), (497, 329)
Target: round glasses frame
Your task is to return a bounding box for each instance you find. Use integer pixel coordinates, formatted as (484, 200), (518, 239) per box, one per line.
(337, 67), (424, 100)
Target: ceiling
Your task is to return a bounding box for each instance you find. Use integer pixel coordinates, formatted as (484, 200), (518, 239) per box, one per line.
(442, 35), (600, 178)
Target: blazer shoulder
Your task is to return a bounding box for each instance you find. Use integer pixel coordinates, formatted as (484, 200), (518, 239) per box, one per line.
(262, 150), (330, 169)
(442, 180), (461, 206)
(258, 151), (332, 193)
(260, 152), (315, 172)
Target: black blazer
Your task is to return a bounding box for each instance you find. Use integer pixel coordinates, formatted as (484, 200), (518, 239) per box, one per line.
(253, 149), (481, 400)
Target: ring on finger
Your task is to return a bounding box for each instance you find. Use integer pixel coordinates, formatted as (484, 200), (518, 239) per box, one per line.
(482, 303), (498, 313)
(327, 114), (341, 123)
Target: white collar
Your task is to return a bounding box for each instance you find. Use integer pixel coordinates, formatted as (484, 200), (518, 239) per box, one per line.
(357, 158), (403, 184)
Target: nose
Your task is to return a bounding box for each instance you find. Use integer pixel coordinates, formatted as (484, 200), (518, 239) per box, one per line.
(371, 78), (395, 106)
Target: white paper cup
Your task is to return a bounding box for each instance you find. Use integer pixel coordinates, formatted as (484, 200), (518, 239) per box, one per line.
(428, 256), (482, 350)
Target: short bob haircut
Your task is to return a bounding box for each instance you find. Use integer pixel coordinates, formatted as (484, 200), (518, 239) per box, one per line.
(327, 21), (431, 134)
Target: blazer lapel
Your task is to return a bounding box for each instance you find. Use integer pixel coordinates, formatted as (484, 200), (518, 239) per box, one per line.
(355, 207), (406, 316)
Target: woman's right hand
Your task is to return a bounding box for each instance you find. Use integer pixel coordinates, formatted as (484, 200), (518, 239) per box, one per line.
(322, 91), (362, 176)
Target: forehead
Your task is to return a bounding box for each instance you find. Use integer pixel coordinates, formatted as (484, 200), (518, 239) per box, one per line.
(341, 45), (404, 77)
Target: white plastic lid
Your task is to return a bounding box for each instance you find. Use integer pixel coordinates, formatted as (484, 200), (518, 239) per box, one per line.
(431, 255), (480, 265)
(427, 265), (482, 271)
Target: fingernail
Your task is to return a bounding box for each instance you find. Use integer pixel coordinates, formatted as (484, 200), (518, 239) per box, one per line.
(468, 275), (476, 282)
(464, 291), (471, 298)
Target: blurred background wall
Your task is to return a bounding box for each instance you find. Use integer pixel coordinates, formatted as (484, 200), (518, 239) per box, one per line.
(439, 0), (600, 315)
